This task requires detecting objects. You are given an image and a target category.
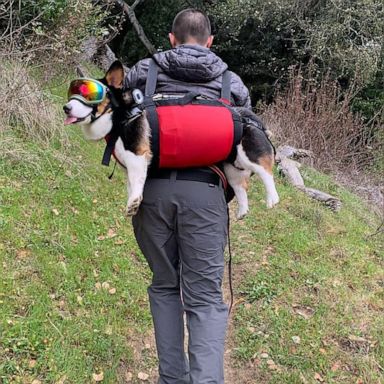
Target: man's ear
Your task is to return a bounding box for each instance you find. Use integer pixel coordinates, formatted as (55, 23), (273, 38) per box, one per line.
(106, 60), (124, 88)
(169, 32), (178, 48)
(206, 35), (214, 48)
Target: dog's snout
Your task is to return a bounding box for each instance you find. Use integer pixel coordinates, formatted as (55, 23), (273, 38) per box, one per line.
(63, 104), (72, 114)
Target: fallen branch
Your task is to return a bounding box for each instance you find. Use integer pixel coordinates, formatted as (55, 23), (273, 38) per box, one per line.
(276, 145), (342, 211)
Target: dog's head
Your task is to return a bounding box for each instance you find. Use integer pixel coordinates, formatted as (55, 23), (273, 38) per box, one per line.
(63, 61), (133, 140)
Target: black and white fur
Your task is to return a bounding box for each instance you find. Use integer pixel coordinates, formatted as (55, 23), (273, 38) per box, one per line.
(63, 61), (279, 218)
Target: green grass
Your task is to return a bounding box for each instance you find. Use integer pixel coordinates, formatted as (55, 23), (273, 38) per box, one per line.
(228, 168), (383, 383)
(0, 71), (383, 383)
(0, 129), (153, 383)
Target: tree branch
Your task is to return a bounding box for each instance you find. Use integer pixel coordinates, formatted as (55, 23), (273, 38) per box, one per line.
(113, 0), (156, 55)
(276, 145), (342, 211)
(131, 0), (143, 10)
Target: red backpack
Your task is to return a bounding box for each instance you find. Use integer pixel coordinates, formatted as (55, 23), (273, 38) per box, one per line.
(143, 59), (243, 169)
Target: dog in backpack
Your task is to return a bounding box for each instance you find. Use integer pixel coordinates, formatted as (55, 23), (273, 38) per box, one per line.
(63, 61), (279, 218)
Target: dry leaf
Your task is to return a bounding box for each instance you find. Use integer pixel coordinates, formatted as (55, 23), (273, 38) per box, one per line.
(107, 228), (117, 238)
(331, 361), (341, 372)
(319, 348), (327, 355)
(293, 305), (315, 319)
(314, 372), (324, 382)
(93, 199), (98, 204)
(114, 239), (125, 245)
(105, 326), (113, 335)
(16, 249), (31, 259)
(52, 208), (59, 216)
(32, 380), (41, 384)
(29, 359), (37, 368)
(138, 372), (149, 380)
(97, 235), (106, 241)
(70, 207), (79, 215)
(266, 359), (278, 370)
(95, 282), (102, 290)
(56, 375), (67, 384)
(125, 372), (133, 382)
(102, 282), (110, 290)
(108, 288), (116, 295)
(92, 371), (104, 382)
(299, 373), (308, 384)
(348, 335), (367, 343)
(77, 296), (83, 304)
(260, 353), (269, 359)
(292, 336), (301, 344)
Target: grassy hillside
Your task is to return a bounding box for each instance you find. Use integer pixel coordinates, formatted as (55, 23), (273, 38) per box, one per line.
(0, 75), (383, 384)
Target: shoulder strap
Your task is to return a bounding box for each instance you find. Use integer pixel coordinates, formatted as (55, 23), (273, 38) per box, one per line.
(145, 59), (159, 96)
(221, 70), (232, 101)
(143, 59), (160, 168)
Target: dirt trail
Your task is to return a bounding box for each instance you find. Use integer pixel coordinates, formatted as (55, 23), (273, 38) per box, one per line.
(223, 256), (255, 384)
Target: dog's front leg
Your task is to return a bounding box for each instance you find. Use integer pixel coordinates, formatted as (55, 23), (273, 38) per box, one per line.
(115, 140), (149, 216)
(125, 153), (148, 216)
(224, 163), (252, 219)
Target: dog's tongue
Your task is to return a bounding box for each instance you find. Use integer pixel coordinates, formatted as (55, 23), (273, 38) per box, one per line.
(64, 116), (78, 125)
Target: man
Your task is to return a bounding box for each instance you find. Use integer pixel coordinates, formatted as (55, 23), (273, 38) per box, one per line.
(124, 8), (251, 384)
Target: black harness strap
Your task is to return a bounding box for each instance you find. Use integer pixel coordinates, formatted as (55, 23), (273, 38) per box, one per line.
(102, 130), (119, 166)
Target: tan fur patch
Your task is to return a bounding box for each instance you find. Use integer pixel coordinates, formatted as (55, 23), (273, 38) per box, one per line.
(136, 113), (152, 161)
(258, 154), (274, 175)
(241, 177), (250, 191)
(96, 98), (111, 116)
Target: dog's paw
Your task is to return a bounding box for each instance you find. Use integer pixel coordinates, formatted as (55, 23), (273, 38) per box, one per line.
(126, 196), (143, 216)
(236, 207), (249, 220)
(266, 192), (280, 208)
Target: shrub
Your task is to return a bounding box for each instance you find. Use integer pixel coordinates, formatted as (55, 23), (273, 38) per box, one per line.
(0, 61), (66, 145)
(0, 0), (111, 74)
(261, 67), (383, 173)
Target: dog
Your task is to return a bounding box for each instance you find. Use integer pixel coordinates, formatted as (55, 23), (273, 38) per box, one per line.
(63, 61), (279, 218)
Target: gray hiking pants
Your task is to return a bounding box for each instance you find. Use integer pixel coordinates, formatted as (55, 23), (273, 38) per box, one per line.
(132, 175), (229, 384)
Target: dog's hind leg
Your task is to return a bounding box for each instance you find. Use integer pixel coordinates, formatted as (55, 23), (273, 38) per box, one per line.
(235, 145), (279, 208)
(224, 163), (252, 219)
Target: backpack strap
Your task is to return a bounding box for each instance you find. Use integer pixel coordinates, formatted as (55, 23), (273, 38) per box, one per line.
(145, 59), (159, 96)
(221, 70), (232, 102)
(144, 59), (160, 168)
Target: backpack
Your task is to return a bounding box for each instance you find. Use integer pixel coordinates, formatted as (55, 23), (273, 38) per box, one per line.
(143, 59), (243, 169)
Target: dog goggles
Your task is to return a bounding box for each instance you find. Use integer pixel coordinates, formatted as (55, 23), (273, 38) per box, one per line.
(68, 78), (106, 105)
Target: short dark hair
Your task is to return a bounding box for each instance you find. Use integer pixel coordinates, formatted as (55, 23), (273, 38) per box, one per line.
(172, 9), (211, 45)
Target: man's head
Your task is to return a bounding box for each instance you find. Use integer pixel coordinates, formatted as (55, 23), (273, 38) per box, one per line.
(169, 9), (213, 48)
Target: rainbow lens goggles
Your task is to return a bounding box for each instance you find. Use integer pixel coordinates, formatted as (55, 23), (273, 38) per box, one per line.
(68, 78), (107, 105)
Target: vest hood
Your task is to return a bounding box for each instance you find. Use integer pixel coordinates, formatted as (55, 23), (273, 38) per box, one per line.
(153, 45), (228, 83)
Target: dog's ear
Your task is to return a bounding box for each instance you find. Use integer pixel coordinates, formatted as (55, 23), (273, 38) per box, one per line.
(106, 60), (124, 88)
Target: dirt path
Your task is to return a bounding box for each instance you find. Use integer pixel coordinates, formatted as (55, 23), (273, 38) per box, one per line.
(223, 255), (255, 384)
